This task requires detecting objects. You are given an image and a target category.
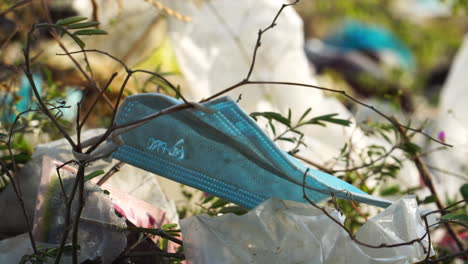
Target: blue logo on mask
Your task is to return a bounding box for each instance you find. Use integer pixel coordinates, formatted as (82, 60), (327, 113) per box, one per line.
(146, 138), (185, 161)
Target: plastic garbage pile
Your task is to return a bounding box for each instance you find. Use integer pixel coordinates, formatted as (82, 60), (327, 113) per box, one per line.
(0, 130), (179, 263)
(0, 155), (127, 263)
(180, 196), (432, 264)
(33, 157), (127, 263)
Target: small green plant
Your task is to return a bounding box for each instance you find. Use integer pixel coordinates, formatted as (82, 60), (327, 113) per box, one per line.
(250, 108), (351, 153)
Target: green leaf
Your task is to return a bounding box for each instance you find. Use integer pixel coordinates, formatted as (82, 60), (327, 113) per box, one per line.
(176, 245), (184, 253)
(400, 142), (421, 156)
(421, 195), (436, 204)
(301, 119), (325, 127)
(84, 170), (104, 182)
(70, 34), (85, 48)
(290, 129), (303, 136)
(299, 108), (312, 122)
(160, 238), (168, 250)
(181, 190), (192, 199)
(268, 120), (276, 136)
(277, 137), (295, 143)
(382, 133), (392, 144)
(210, 198), (229, 209)
(439, 214), (468, 228)
(250, 112), (291, 127)
(67, 21), (100, 29)
(339, 143), (348, 156)
(1, 153), (31, 163)
(305, 113), (352, 127)
(201, 194), (215, 204)
(73, 29), (108, 36)
(56, 16), (87, 26)
(460, 184), (468, 200)
(162, 223), (178, 230)
(219, 206), (249, 215)
(165, 230), (181, 236)
(379, 184), (400, 196)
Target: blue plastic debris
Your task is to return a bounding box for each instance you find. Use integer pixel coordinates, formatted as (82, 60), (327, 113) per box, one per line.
(112, 94), (391, 209)
(324, 20), (414, 69)
(2, 74), (42, 123)
(61, 88), (83, 121)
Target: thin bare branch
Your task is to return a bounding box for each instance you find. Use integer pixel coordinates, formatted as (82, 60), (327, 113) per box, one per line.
(397, 125), (464, 252)
(291, 153), (332, 173)
(79, 72), (118, 129)
(57, 50), (189, 103)
(0, 158), (37, 252)
(38, 3), (114, 109)
(126, 226), (183, 245)
(23, 26), (77, 149)
(245, 0), (300, 80)
(331, 145), (399, 173)
(204, 80), (451, 147)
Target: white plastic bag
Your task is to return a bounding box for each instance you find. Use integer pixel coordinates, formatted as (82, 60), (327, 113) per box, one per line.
(180, 196), (431, 264)
(166, 0), (361, 163)
(427, 35), (468, 199)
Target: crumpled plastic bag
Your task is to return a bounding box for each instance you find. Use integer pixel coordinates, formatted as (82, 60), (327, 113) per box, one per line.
(180, 196), (431, 264)
(0, 158), (127, 264)
(31, 156), (127, 263)
(0, 129), (178, 235)
(0, 233), (42, 263)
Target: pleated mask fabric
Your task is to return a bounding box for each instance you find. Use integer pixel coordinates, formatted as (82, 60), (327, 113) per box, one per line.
(112, 94), (391, 209)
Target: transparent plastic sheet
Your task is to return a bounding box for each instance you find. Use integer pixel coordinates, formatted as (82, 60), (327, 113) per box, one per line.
(0, 233), (47, 263)
(180, 196), (432, 264)
(32, 156), (127, 263)
(0, 156), (128, 264)
(0, 129), (178, 236)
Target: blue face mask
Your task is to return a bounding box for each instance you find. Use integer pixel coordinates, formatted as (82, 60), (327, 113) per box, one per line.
(112, 94), (391, 209)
